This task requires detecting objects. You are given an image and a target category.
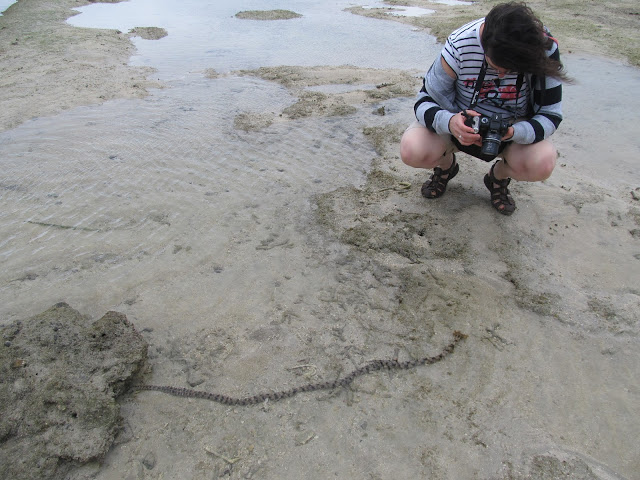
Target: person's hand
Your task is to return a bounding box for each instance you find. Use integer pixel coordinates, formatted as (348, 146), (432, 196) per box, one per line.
(449, 110), (482, 146)
(501, 126), (515, 142)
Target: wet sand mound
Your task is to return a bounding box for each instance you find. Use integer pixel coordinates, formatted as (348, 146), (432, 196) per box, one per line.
(235, 10), (302, 21)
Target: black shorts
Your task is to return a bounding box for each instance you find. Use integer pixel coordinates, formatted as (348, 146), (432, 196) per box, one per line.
(451, 135), (512, 163)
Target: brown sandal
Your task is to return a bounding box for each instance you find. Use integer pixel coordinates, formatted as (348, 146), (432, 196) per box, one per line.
(421, 154), (459, 199)
(484, 162), (516, 215)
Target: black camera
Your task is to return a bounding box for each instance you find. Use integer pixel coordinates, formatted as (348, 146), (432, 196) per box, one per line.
(464, 113), (510, 157)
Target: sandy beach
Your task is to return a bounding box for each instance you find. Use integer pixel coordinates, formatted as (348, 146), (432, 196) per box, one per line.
(1, 1), (639, 479)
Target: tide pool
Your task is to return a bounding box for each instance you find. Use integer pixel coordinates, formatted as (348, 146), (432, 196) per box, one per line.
(67, 0), (440, 81)
(0, 0), (17, 15)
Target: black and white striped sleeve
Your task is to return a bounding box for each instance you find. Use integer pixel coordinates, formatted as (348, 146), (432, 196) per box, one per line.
(414, 56), (457, 135)
(511, 42), (563, 144)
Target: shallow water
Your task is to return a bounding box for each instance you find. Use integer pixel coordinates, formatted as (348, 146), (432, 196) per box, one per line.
(2, 0), (640, 324)
(0, 0), (16, 15)
(67, 0), (441, 81)
(2, 0), (436, 324)
(0, 71), (413, 324)
(361, 5), (436, 17)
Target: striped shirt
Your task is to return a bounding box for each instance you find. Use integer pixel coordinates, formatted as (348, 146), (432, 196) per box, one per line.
(414, 18), (563, 144)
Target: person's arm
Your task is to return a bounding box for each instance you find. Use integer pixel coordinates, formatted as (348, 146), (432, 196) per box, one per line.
(414, 56), (458, 135)
(510, 42), (563, 144)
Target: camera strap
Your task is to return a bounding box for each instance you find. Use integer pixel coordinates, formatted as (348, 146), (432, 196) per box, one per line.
(468, 59), (489, 110)
(469, 58), (524, 112)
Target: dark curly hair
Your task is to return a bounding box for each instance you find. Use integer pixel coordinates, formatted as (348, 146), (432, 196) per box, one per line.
(481, 2), (569, 81)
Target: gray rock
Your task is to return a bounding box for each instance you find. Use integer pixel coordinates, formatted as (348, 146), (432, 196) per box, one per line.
(0, 302), (148, 480)
(142, 451), (156, 470)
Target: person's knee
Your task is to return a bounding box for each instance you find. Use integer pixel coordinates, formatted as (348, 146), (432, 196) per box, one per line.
(400, 133), (442, 169)
(400, 141), (428, 167)
(400, 136), (415, 166)
(505, 141), (556, 181)
(536, 143), (557, 180)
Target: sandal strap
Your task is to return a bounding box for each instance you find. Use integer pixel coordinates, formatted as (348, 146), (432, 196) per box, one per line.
(484, 162), (516, 215)
(435, 156), (458, 176)
(489, 162), (511, 190)
(421, 155), (458, 199)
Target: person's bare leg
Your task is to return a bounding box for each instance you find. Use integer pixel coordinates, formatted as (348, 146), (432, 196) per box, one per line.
(485, 140), (557, 214)
(400, 124), (454, 170)
(401, 125), (458, 198)
(493, 140), (557, 182)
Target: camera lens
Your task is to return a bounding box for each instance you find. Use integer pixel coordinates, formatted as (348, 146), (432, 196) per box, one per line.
(481, 133), (502, 157)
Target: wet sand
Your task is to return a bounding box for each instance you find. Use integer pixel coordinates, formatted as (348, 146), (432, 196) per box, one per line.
(0, 1), (639, 479)
(0, 0), (163, 132)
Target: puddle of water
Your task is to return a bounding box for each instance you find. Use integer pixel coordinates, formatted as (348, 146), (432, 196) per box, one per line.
(66, 0), (441, 81)
(359, 0), (474, 18)
(361, 5), (436, 17)
(362, 0), (472, 14)
(384, 7), (436, 17)
(0, 0), (17, 15)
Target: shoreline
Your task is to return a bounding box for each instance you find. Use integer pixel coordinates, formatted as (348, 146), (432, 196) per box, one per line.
(349, 0), (640, 67)
(1, 1), (639, 134)
(0, 0), (162, 133)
